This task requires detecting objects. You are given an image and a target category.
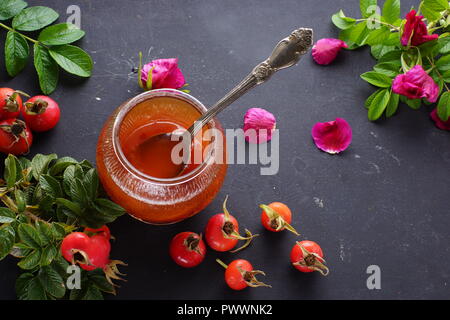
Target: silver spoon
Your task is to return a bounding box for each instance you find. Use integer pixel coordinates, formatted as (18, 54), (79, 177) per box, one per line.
(141, 27), (313, 177)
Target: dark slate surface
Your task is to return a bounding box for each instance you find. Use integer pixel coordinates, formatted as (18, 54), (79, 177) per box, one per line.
(1, 0), (449, 300)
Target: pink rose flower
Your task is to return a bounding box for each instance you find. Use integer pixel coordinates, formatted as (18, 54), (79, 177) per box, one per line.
(430, 108), (450, 131)
(243, 108), (277, 144)
(311, 118), (352, 154)
(312, 38), (348, 65)
(401, 10), (438, 46)
(392, 65), (439, 103)
(140, 58), (185, 90)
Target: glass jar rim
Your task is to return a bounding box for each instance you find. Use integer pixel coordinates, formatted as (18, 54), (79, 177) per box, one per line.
(112, 89), (217, 185)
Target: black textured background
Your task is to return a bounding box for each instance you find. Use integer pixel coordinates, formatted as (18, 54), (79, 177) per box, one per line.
(1, 0), (449, 300)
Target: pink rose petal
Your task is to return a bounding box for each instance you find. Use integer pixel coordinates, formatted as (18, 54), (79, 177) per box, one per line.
(430, 108), (450, 131)
(311, 118), (352, 154)
(243, 108), (277, 144)
(141, 58), (185, 90)
(312, 38), (348, 65)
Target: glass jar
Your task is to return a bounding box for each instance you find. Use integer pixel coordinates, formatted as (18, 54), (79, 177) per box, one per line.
(96, 89), (227, 224)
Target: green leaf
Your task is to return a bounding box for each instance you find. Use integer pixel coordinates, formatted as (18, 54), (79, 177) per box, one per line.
(418, 40), (439, 58)
(386, 93), (400, 117)
(368, 89), (390, 121)
(16, 273), (34, 299)
(31, 153), (57, 181)
(438, 36), (450, 54)
(82, 284), (103, 300)
(344, 21), (370, 47)
(34, 44), (59, 95)
(4, 154), (17, 189)
(39, 174), (63, 198)
(405, 98), (422, 109)
(373, 62), (400, 77)
(365, 89), (383, 108)
(35, 221), (52, 246)
(0, 207), (15, 224)
(17, 249), (41, 269)
(366, 26), (390, 46)
(25, 275), (47, 300)
(370, 44), (396, 60)
(0, 0), (27, 20)
(12, 6), (58, 31)
(49, 45), (93, 77)
(38, 23), (85, 45)
(332, 10), (356, 30)
(360, 71), (393, 87)
(82, 168), (99, 201)
(382, 0), (400, 24)
(0, 225), (15, 260)
(436, 54), (450, 72)
(360, 0), (377, 18)
(94, 198), (126, 217)
(437, 91), (450, 121)
(378, 49), (402, 64)
(5, 31), (29, 77)
(89, 269), (114, 293)
(38, 265), (65, 298)
(40, 245), (57, 266)
(69, 178), (88, 205)
(18, 223), (41, 248)
(422, 0), (448, 21)
(49, 222), (67, 239)
(55, 198), (82, 216)
(48, 157), (78, 176)
(15, 189), (26, 213)
(63, 164), (82, 195)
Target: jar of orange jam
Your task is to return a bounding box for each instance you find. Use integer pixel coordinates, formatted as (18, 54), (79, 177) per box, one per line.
(96, 89), (227, 224)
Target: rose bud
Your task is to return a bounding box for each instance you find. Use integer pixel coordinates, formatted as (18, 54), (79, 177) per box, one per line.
(138, 58), (185, 90)
(312, 38), (348, 65)
(243, 108), (276, 144)
(311, 118), (352, 154)
(430, 108), (450, 131)
(392, 65), (439, 103)
(401, 10), (438, 47)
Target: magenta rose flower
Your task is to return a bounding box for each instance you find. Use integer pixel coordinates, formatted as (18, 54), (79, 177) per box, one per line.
(312, 38), (348, 65)
(430, 108), (450, 131)
(311, 118), (352, 154)
(139, 58), (185, 90)
(401, 10), (438, 46)
(392, 65), (439, 103)
(243, 108), (277, 144)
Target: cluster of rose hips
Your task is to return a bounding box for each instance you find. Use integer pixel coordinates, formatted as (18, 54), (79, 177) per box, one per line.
(0, 88), (61, 155)
(169, 196), (329, 291)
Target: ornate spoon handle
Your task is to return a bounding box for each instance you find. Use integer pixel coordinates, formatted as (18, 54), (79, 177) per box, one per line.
(188, 27), (313, 137)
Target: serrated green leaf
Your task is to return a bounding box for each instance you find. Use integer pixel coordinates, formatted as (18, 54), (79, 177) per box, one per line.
(4, 154), (17, 189)
(346, 21), (370, 46)
(368, 89), (390, 120)
(0, 225), (15, 260)
(35, 221), (52, 246)
(361, 71), (393, 87)
(16, 273), (34, 299)
(436, 54), (450, 72)
(370, 44), (396, 60)
(438, 36), (450, 54)
(0, 207), (15, 224)
(437, 91), (450, 121)
(31, 153), (57, 181)
(38, 265), (65, 298)
(25, 275), (47, 300)
(18, 223), (41, 248)
(0, 0), (27, 20)
(49, 45), (93, 77)
(422, 0), (447, 21)
(69, 178), (88, 205)
(55, 198), (82, 215)
(38, 23), (85, 45)
(332, 10), (356, 30)
(63, 164), (83, 195)
(378, 49), (402, 64)
(366, 26), (390, 46)
(49, 222), (67, 239)
(40, 245), (57, 266)
(39, 174), (63, 198)
(5, 31), (29, 77)
(17, 249), (41, 269)
(48, 157), (78, 176)
(82, 168), (98, 201)
(386, 93), (400, 117)
(82, 284), (103, 300)
(12, 6), (58, 31)
(15, 189), (26, 213)
(382, 0), (400, 24)
(94, 198), (126, 217)
(34, 44), (59, 95)
(373, 62), (400, 77)
(360, 0), (377, 18)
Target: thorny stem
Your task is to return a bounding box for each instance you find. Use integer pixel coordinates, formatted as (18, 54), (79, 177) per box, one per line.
(0, 22), (40, 45)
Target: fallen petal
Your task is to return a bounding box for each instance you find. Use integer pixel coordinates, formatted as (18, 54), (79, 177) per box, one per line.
(430, 108), (450, 131)
(311, 118), (352, 154)
(243, 108), (277, 144)
(312, 38), (348, 65)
